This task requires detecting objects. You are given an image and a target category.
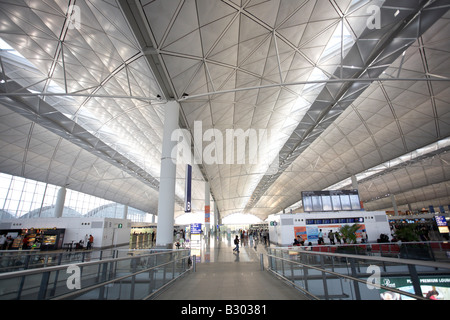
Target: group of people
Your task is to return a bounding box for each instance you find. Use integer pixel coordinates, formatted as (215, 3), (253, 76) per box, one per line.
(0, 233), (42, 250)
(244, 229), (269, 246)
(232, 228), (269, 253)
(175, 229), (186, 249)
(76, 234), (94, 250)
(0, 234), (14, 250)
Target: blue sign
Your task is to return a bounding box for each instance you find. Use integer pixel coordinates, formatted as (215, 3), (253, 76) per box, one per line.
(185, 164), (192, 212)
(190, 223), (202, 234)
(435, 216), (448, 227)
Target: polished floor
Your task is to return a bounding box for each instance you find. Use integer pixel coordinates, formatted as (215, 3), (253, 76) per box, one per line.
(153, 234), (308, 300)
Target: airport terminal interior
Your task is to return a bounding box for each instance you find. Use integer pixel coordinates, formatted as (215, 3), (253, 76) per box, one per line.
(0, 0), (449, 302)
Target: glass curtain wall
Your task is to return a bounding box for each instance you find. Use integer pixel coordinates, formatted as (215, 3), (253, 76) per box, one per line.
(0, 173), (149, 222)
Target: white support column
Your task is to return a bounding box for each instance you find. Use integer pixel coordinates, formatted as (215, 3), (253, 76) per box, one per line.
(156, 100), (179, 248)
(351, 175), (363, 209)
(54, 187), (66, 218)
(351, 175), (359, 190)
(391, 194), (399, 216)
(123, 205), (128, 220)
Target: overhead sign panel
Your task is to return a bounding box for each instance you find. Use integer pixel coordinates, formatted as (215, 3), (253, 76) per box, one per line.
(185, 164), (192, 212)
(302, 190), (362, 212)
(190, 223), (202, 234)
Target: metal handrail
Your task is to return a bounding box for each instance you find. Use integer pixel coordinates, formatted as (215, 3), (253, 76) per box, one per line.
(0, 248), (189, 280)
(0, 249), (191, 300)
(51, 253), (191, 300)
(271, 248), (450, 269)
(266, 253), (426, 300)
(0, 248), (117, 273)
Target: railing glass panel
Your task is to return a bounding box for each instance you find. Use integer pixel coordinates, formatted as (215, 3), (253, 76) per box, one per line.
(0, 249), (190, 300)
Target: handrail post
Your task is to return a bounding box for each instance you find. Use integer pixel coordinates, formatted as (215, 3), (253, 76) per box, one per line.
(192, 255), (196, 272)
(320, 255), (329, 300)
(349, 258), (361, 300)
(260, 253), (264, 271)
(408, 264), (423, 297)
(37, 271), (51, 300)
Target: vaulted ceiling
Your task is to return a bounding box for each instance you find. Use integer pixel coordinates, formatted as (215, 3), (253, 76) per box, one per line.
(0, 0), (449, 221)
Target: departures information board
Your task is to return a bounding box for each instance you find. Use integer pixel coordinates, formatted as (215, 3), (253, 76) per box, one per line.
(302, 190), (362, 212)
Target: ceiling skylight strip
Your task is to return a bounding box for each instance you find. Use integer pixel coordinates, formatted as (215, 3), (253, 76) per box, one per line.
(325, 137), (450, 191)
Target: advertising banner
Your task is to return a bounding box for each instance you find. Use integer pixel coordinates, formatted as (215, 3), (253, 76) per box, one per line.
(205, 205), (210, 223)
(380, 276), (450, 300)
(306, 226), (319, 241)
(296, 224), (366, 244)
(294, 227), (307, 242)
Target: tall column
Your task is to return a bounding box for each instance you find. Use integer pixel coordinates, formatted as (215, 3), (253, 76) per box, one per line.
(205, 181), (210, 237)
(123, 205), (128, 219)
(351, 175), (358, 190)
(407, 203), (412, 214)
(214, 201), (218, 234)
(54, 186), (66, 218)
(390, 194), (399, 216)
(156, 100), (179, 248)
(351, 175), (363, 209)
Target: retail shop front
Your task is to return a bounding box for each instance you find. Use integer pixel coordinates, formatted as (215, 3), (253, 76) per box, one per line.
(0, 227), (65, 250)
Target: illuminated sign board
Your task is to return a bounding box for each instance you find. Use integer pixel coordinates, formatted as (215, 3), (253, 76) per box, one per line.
(190, 223), (202, 234)
(185, 164), (192, 212)
(435, 216), (449, 233)
(302, 190), (362, 212)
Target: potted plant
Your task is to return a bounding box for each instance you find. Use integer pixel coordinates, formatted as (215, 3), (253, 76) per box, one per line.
(394, 225), (433, 260)
(394, 224), (419, 242)
(339, 224), (361, 244)
(336, 224), (366, 255)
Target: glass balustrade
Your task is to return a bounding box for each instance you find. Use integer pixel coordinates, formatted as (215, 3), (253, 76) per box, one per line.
(0, 249), (191, 300)
(267, 246), (450, 300)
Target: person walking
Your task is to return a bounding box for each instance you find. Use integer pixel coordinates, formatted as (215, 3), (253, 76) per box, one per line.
(233, 235), (240, 253)
(335, 231), (341, 244)
(328, 230), (335, 245)
(87, 234), (94, 249)
(318, 229), (324, 245)
(0, 234), (6, 250)
(361, 229), (368, 243)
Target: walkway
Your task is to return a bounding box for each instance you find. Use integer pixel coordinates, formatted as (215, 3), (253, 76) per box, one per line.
(153, 235), (308, 300)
